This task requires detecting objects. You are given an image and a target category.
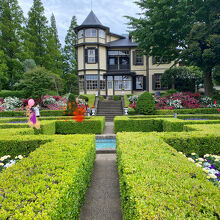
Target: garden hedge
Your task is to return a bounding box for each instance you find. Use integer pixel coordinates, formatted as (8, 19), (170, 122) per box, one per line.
(116, 133), (220, 219)
(0, 128), (34, 136)
(155, 108), (219, 115)
(0, 135), (96, 219)
(114, 116), (163, 133)
(114, 116), (220, 133)
(56, 117), (105, 134)
(158, 131), (220, 156)
(0, 116), (105, 134)
(0, 90), (26, 98)
(184, 124), (220, 132)
(33, 121), (56, 135)
(0, 135), (51, 157)
(162, 118), (220, 132)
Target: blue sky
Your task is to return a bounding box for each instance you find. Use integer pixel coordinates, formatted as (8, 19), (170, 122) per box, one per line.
(17, 0), (140, 46)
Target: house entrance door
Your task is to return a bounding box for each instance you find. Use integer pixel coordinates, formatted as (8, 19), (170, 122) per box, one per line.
(107, 76), (113, 96)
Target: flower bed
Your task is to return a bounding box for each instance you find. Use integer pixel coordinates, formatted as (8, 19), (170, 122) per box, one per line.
(185, 153), (220, 187)
(127, 92), (219, 114)
(0, 154), (23, 172)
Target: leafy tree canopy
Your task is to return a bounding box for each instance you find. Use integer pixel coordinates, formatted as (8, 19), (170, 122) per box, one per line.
(18, 67), (54, 98)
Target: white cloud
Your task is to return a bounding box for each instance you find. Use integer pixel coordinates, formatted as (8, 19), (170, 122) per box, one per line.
(17, 0), (140, 46)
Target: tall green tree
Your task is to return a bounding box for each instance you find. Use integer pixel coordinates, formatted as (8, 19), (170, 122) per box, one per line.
(181, 1), (220, 95)
(0, 50), (8, 90)
(63, 16), (77, 74)
(24, 0), (48, 67)
(126, 0), (195, 63)
(44, 13), (63, 75)
(127, 0), (220, 96)
(62, 16), (78, 93)
(0, 0), (25, 89)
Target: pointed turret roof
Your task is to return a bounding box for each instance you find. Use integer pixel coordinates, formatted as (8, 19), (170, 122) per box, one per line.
(81, 10), (102, 26)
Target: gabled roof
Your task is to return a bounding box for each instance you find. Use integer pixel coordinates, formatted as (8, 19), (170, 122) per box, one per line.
(81, 10), (103, 26)
(108, 35), (137, 48)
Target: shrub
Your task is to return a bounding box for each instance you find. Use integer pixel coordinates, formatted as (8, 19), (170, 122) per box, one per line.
(0, 90), (26, 99)
(56, 117), (105, 134)
(160, 132), (220, 156)
(114, 116), (162, 133)
(99, 96), (104, 102)
(162, 118), (220, 132)
(135, 92), (155, 114)
(113, 95), (121, 101)
(65, 93), (77, 116)
(114, 116), (220, 133)
(0, 135), (96, 219)
(2, 97), (22, 111)
(0, 136), (50, 158)
(155, 108), (219, 114)
(117, 133), (220, 219)
(33, 121), (56, 135)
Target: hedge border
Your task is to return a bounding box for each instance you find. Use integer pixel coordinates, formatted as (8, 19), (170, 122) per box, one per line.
(0, 135), (96, 219)
(117, 132), (220, 219)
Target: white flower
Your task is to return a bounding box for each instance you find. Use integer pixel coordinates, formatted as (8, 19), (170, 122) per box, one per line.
(4, 160), (16, 168)
(196, 164), (202, 167)
(204, 154), (210, 158)
(0, 163), (4, 166)
(191, 153), (196, 155)
(202, 168), (209, 173)
(18, 155), (23, 160)
(209, 174), (217, 179)
(208, 169), (219, 175)
(188, 158), (194, 162)
(203, 162), (211, 167)
(198, 158), (204, 162)
(215, 158), (219, 162)
(178, 152), (183, 154)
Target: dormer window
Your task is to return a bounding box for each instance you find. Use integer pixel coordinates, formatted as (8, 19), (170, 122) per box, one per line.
(85, 28), (97, 37)
(78, 30), (83, 39)
(99, 29), (105, 38)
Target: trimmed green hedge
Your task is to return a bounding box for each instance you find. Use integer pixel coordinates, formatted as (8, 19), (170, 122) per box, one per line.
(0, 90), (26, 98)
(114, 116), (220, 133)
(155, 108), (219, 115)
(159, 131), (220, 156)
(163, 118), (220, 132)
(56, 117), (105, 134)
(114, 116), (163, 133)
(0, 123), (29, 129)
(0, 135), (96, 219)
(124, 94), (130, 107)
(184, 124), (220, 132)
(117, 133), (220, 219)
(0, 135), (51, 157)
(34, 121), (56, 135)
(0, 128), (34, 136)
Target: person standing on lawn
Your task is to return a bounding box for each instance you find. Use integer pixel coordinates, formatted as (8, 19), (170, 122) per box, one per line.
(34, 104), (40, 117)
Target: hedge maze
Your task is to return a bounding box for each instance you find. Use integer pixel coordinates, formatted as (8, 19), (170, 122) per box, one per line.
(115, 115), (220, 219)
(0, 116), (104, 219)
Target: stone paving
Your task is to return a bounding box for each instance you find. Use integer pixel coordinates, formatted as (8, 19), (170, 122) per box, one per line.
(80, 154), (122, 220)
(103, 122), (114, 135)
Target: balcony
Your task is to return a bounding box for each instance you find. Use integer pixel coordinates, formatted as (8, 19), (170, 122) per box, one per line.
(108, 64), (130, 71)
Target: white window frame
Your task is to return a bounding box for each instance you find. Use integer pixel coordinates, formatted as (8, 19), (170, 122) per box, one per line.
(88, 49), (96, 63)
(85, 28), (97, 37)
(78, 30), (83, 39)
(99, 29), (105, 38)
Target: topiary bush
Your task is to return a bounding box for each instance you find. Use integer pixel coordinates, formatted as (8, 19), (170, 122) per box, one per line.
(65, 93), (77, 116)
(135, 92), (155, 114)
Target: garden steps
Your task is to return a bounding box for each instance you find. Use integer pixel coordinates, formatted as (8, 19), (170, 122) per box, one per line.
(79, 154), (122, 220)
(97, 100), (123, 121)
